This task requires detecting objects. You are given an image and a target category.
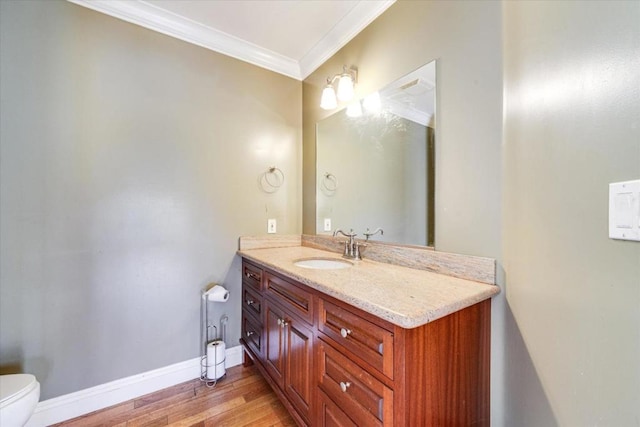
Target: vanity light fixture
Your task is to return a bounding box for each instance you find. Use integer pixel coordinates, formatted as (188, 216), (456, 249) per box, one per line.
(320, 65), (358, 110)
(320, 81), (338, 110)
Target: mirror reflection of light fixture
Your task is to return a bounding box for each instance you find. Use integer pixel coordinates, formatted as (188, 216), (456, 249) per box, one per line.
(363, 91), (381, 113)
(346, 101), (362, 118)
(320, 65), (358, 110)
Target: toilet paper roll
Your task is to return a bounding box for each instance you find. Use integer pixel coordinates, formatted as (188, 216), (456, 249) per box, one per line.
(203, 285), (229, 302)
(206, 340), (226, 380)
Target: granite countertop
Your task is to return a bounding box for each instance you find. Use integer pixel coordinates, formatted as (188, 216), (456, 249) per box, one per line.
(238, 246), (500, 329)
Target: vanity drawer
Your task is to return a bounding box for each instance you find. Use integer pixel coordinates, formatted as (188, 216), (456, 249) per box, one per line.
(318, 339), (393, 427)
(242, 261), (263, 291)
(264, 272), (314, 325)
(318, 390), (357, 427)
(242, 284), (263, 321)
(242, 311), (263, 360)
(318, 299), (394, 380)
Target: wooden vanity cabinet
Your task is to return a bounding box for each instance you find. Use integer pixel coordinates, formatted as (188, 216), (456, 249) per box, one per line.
(264, 271), (315, 422)
(264, 297), (314, 422)
(240, 260), (265, 362)
(317, 338), (394, 426)
(318, 389), (357, 427)
(240, 258), (491, 427)
(241, 263), (314, 425)
(318, 298), (395, 380)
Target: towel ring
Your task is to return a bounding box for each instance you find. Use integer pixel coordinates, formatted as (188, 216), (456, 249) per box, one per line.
(260, 166), (284, 193)
(321, 172), (338, 193)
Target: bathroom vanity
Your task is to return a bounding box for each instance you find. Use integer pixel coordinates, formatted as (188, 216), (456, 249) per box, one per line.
(238, 239), (499, 426)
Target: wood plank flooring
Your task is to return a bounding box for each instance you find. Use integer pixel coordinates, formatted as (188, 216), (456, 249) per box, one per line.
(52, 365), (296, 427)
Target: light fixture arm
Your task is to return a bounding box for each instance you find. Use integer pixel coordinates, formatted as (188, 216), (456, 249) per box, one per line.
(341, 65), (358, 85)
(326, 66), (358, 84)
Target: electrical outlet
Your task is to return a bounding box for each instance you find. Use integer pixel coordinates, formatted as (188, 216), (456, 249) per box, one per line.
(267, 218), (277, 234)
(324, 218), (332, 232)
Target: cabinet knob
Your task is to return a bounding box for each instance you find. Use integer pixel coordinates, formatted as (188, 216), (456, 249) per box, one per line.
(277, 318), (288, 328)
(339, 381), (351, 392)
(246, 299), (254, 306)
(245, 272), (259, 281)
(246, 331), (255, 337)
(340, 328), (352, 338)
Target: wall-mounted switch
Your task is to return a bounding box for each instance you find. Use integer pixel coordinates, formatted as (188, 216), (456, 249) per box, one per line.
(324, 218), (332, 232)
(267, 218), (277, 234)
(609, 179), (640, 241)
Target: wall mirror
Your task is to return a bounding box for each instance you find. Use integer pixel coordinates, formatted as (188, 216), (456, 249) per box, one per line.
(316, 60), (436, 247)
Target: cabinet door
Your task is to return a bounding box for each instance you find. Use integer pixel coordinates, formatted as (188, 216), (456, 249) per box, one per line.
(285, 314), (314, 422)
(265, 300), (286, 390)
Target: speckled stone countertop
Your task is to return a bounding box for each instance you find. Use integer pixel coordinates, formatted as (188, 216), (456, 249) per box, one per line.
(238, 246), (500, 329)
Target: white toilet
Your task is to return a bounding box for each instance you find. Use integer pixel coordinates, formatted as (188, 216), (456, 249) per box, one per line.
(0, 374), (40, 427)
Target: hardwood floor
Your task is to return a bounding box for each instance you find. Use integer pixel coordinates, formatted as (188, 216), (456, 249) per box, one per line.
(52, 365), (296, 427)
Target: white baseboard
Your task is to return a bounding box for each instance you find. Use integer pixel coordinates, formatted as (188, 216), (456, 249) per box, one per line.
(26, 345), (243, 427)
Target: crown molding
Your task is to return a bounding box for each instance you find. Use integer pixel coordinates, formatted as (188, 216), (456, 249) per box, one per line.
(298, 0), (395, 79)
(67, 0), (302, 79)
(67, 0), (395, 81)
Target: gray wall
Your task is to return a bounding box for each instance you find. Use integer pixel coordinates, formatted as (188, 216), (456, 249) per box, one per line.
(302, 1), (506, 424)
(2, 0), (638, 423)
(304, 0), (639, 425)
(503, 1), (640, 425)
(0, 0), (301, 399)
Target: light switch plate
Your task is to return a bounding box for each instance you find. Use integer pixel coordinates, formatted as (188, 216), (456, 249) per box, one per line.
(609, 179), (640, 241)
(267, 218), (276, 234)
(323, 218), (331, 232)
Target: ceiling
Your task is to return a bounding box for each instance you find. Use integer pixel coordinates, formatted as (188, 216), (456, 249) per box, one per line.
(67, 0), (395, 80)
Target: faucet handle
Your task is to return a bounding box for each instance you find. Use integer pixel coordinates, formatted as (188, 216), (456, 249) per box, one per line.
(363, 227), (384, 241)
(353, 241), (362, 260)
(342, 240), (350, 257)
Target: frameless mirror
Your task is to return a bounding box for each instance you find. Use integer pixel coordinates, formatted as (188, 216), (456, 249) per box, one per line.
(316, 61), (436, 247)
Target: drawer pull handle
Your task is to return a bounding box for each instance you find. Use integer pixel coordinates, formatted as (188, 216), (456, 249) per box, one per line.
(340, 328), (352, 338)
(246, 299), (255, 306)
(339, 381), (351, 392)
(246, 331), (255, 337)
(245, 272), (260, 281)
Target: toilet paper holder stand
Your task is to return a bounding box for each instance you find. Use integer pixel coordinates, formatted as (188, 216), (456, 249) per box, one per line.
(200, 285), (229, 387)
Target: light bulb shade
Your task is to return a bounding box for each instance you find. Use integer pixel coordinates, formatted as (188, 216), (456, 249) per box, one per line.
(346, 101), (362, 118)
(337, 74), (354, 102)
(320, 85), (337, 110)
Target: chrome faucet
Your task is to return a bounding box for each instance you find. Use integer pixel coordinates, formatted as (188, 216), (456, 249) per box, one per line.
(333, 228), (361, 260)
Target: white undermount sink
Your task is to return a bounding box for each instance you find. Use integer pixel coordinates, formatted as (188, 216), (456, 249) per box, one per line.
(293, 258), (353, 270)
